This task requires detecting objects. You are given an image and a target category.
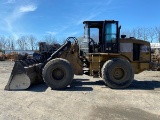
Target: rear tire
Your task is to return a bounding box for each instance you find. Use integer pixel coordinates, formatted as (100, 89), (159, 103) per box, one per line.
(42, 58), (74, 90)
(101, 58), (134, 89)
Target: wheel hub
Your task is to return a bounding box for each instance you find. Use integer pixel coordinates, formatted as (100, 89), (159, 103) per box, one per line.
(113, 67), (125, 80)
(52, 68), (65, 80)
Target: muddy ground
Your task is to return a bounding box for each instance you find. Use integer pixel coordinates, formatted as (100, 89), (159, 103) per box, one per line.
(0, 61), (160, 120)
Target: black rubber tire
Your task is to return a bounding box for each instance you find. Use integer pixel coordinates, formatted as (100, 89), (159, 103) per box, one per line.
(101, 58), (134, 89)
(42, 58), (74, 90)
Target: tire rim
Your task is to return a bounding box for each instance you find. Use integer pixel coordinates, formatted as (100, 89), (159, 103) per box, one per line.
(52, 68), (65, 80)
(112, 67), (125, 80)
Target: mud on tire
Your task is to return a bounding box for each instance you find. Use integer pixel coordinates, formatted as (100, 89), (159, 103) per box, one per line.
(42, 58), (74, 90)
(101, 58), (134, 89)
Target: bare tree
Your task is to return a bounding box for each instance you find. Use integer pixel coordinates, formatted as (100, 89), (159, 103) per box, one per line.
(43, 35), (57, 45)
(0, 37), (3, 50)
(0, 36), (7, 50)
(147, 27), (156, 43)
(135, 27), (143, 39)
(27, 35), (37, 50)
(17, 36), (28, 50)
(155, 26), (160, 43)
(121, 27), (152, 42)
(141, 27), (149, 41)
(6, 36), (16, 51)
(121, 29), (134, 38)
(130, 28), (136, 38)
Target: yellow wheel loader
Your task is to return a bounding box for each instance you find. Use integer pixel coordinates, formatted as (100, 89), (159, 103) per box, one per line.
(5, 20), (151, 90)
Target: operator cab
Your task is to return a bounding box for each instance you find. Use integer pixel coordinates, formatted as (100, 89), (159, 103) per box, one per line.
(80, 20), (120, 54)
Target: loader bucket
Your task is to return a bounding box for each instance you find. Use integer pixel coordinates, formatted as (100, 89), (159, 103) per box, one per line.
(4, 40), (72, 91)
(5, 59), (43, 90)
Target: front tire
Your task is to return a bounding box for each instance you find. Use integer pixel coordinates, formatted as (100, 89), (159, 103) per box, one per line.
(101, 58), (134, 89)
(42, 58), (74, 90)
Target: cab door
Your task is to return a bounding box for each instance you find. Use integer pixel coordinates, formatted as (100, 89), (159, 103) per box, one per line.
(104, 21), (119, 53)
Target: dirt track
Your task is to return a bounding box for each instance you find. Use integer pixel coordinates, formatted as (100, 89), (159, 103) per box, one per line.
(0, 61), (160, 120)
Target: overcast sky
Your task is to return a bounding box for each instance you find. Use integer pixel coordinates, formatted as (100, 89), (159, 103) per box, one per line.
(0, 0), (159, 41)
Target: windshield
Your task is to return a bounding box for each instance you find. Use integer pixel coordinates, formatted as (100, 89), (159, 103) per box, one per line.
(105, 23), (117, 43)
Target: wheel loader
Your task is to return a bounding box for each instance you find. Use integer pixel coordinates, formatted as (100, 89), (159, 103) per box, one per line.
(5, 20), (151, 90)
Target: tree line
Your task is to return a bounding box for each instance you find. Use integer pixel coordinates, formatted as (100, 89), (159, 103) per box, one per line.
(121, 26), (160, 43)
(0, 26), (160, 51)
(0, 35), (58, 51)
